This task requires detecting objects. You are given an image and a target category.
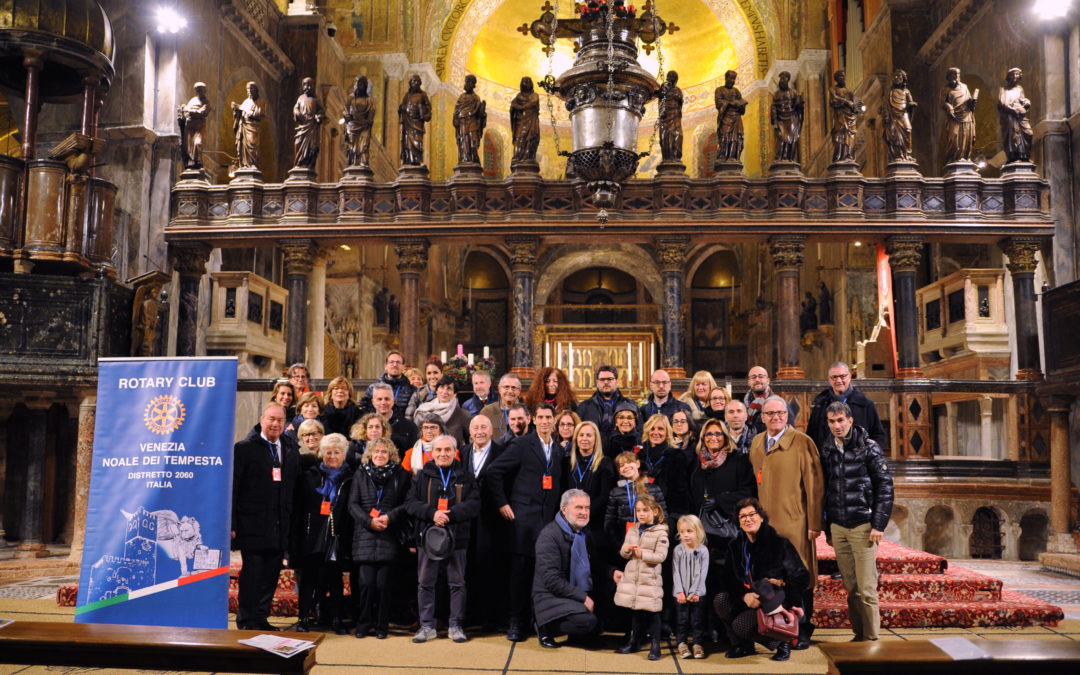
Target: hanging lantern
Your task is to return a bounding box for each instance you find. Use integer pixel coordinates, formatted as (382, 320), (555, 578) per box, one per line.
(523, 1), (675, 224)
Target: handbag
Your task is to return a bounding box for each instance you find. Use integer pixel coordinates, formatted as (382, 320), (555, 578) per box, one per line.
(756, 607), (799, 644)
(699, 506), (739, 543)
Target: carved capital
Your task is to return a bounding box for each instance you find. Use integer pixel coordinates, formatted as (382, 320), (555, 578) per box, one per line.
(280, 239), (316, 276)
(1000, 237), (1041, 275)
(168, 243), (212, 276)
(506, 235), (539, 271)
(886, 236), (924, 272)
(655, 236), (690, 273)
(394, 238), (430, 273)
(768, 236), (806, 270)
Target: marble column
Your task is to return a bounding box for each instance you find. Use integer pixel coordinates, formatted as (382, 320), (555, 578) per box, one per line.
(67, 392), (95, 563)
(306, 249), (328, 379)
(769, 236), (806, 379)
(15, 398), (51, 558)
(168, 243), (211, 357)
(281, 239), (315, 368)
(1000, 237), (1043, 380)
(886, 236), (924, 378)
(507, 235), (539, 378)
(656, 236), (689, 378)
(15, 50), (44, 268)
(394, 238), (429, 366)
(1047, 396), (1076, 550)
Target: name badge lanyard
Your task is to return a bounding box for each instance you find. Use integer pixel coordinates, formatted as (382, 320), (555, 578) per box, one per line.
(437, 465), (455, 511)
(574, 453), (594, 487)
(643, 449), (664, 476)
(268, 441), (282, 482)
(541, 443), (554, 490)
(368, 480), (385, 519)
(742, 539), (753, 589)
(625, 482), (637, 521)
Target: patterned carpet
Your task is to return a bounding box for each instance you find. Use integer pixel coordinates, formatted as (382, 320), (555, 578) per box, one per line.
(51, 538), (1066, 629)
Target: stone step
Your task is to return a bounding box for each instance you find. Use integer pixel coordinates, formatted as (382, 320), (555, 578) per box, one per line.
(816, 536), (949, 576)
(814, 589), (1064, 629)
(816, 566), (1003, 603)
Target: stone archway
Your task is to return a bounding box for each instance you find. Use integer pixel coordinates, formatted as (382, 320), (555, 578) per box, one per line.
(534, 244), (665, 308)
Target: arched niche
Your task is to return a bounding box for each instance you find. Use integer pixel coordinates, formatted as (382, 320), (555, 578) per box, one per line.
(1018, 509), (1049, 561)
(923, 505), (955, 557)
(534, 244), (664, 310)
(970, 505), (1005, 559)
(463, 247), (511, 373)
(686, 247), (746, 376)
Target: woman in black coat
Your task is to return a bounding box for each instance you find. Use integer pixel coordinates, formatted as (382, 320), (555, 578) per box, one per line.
(605, 402), (642, 459)
(562, 421), (614, 533)
(347, 436), (411, 638)
(639, 414), (691, 519)
(688, 419), (756, 522)
(292, 432), (354, 634)
(715, 497), (809, 662)
(320, 376), (363, 436)
(669, 409), (699, 473)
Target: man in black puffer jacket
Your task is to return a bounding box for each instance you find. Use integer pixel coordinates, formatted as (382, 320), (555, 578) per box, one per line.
(819, 401), (893, 644)
(807, 362), (886, 452)
(360, 350), (416, 416)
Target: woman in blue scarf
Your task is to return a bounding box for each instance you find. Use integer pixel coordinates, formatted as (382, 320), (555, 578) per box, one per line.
(292, 433), (355, 633)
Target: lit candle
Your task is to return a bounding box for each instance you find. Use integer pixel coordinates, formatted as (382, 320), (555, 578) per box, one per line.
(456, 343), (464, 356)
(468, 353), (475, 365)
(483, 346), (490, 359)
(568, 342), (574, 375)
(545, 342), (550, 367)
(557, 342), (563, 370)
(440, 350), (447, 364)
(639, 342), (644, 384)
(627, 342), (633, 385)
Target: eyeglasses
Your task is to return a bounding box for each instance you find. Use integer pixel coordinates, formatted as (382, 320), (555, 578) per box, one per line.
(651, 380), (671, 385)
(301, 432), (321, 439)
(738, 512), (759, 521)
(500, 385), (521, 391)
(748, 374), (769, 380)
(761, 410), (787, 417)
(828, 374), (850, 380)
(558, 421), (576, 427)
(702, 431), (724, 437)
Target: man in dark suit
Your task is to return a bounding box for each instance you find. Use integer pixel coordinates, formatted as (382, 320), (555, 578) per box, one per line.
(370, 382), (419, 451)
(463, 413), (507, 629)
(232, 403), (300, 630)
(485, 402), (563, 641)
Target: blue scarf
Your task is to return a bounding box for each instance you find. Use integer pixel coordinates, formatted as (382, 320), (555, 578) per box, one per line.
(317, 463), (347, 503)
(555, 512), (592, 593)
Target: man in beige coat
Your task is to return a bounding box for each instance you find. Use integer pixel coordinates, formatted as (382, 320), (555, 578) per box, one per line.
(749, 395), (824, 649)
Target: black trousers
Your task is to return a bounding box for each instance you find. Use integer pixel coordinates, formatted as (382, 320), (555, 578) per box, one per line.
(466, 544), (508, 628)
(675, 599), (707, 643)
(800, 587), (815, 639)
(632, 609), (662, 644)
(509, 553), (535, 625)
(297, 555), (345, 624)
(354, 561), (393, 632)
(542, 610), (600, 639)
(237, 548), (283, 628)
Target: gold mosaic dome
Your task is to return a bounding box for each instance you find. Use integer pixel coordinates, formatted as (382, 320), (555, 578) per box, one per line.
(0, 0), (114, 101)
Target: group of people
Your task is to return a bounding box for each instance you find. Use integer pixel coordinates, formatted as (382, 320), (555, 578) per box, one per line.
(231, 354), (892, 661)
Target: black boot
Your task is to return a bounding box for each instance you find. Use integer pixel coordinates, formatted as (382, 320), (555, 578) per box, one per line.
(772, 642), (792, 661)
(648, 639), (662, 660)
(616, 631), (640, 654)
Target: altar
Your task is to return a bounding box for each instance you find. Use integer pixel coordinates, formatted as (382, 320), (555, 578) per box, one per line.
(538, 326), (659, 399)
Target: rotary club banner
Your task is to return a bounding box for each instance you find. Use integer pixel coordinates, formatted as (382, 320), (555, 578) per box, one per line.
(75, 357), (237, 628)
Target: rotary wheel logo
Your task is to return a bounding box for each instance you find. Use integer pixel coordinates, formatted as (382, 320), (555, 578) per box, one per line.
(144, 395), (186, 435)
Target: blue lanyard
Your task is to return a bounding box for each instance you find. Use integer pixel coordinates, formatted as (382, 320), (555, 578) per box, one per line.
(643, 448), (664, 473)
(393, 385), (401, 400)
(574, 454), (594, 486)
(625, 482), (637, 520)
(374, 487), (384, 509)
(437, 465), (454, 494)
(266, 441), (278, 462)
(742, 539), (753, 588)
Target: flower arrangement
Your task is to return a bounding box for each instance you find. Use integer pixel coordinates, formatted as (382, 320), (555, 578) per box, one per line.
(442, 348), (497, 389)
(577, 0), (636, 19)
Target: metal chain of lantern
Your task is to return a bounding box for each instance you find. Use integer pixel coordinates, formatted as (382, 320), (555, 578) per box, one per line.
(526, 1), (675, 227)
(543, 0), (564, 157)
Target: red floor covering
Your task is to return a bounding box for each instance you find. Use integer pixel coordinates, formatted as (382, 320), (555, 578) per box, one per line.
(56, 537), (1064, 628)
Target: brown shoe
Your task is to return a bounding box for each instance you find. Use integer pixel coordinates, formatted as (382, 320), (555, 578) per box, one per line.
(677, 642), (691, 659)
(692, 643), (706, 659)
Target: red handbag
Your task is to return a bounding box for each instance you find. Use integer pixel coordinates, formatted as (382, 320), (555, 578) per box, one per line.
(756, 607), (799, 644)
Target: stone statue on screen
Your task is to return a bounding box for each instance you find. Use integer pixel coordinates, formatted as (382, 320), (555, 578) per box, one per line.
(398, 74), (431, 166)
(998, 67), (1033, 164)
(344, 75), (375, 167)
(881, 69), (917, 163)
(658, 70), (684, 161)
(942, 67), (978, 165)
(293, 77), (326, 169)
(800, 292), (818, 333)
(177, 82), (209, 170)
(829, 70), (863, 163)
(770, 71), (804, 164)
(714, 70), (748, 166)
(510, 76), (540, 164)
(231, 81), (264, 169)
(453, 74), (487, 166)
(818, 281), (833, 326)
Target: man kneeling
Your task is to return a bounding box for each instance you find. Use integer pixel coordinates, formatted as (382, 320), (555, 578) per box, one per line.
(531, 489), (603, 648)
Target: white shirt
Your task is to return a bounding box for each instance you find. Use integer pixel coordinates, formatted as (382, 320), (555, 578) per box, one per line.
(471, 442), (492, 476)
(260, 433), (281, 463)
(765, 427), (786, 454)
(538, 435), (554, 463)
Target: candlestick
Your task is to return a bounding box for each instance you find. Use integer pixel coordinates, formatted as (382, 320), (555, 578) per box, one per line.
(468, 353), (474, 365)
(440, 350), (447, 364)
(483, 345), (490, 359)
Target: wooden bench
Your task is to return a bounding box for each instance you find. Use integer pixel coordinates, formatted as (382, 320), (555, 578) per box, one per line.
(0, 621), (322, 674)
(820, 639), (1080, 675)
